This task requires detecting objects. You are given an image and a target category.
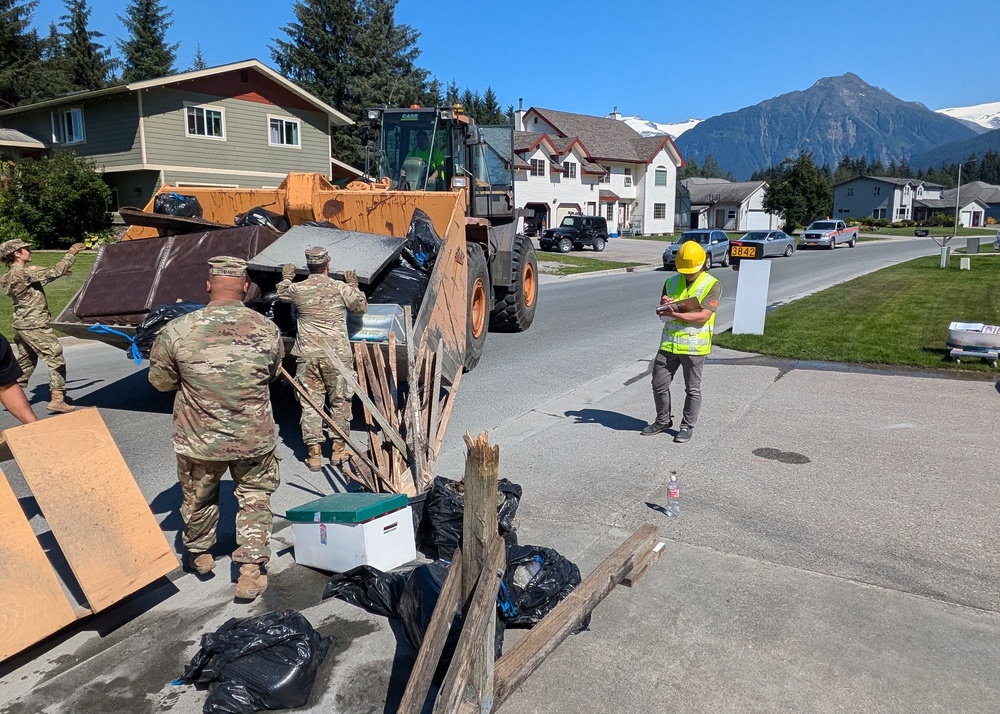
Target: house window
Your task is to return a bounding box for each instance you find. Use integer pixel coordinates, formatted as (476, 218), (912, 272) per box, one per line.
(530, 159), (545, 177)
(624, 167), (632, 187)
(903, 185), (909, 195)
(897, 207), (907, 218)
(52, 108), (85, 144)
(872, 208), (886, 219)
(564, 161), (577, 179)
(599, 165), (611, 183)
(653, 203), (666, 219)
(269, 117), (300, 147)
(606, 203), (614, 221)
(654, 168), (667, 187)
(186, 105), (225, 139)
(727, 209), (736, 221)
(874, 186), (881, 196)
(847, 187), (853, 197)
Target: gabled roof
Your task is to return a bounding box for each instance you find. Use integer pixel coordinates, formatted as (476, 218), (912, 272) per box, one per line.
(513, 130), (558, 155)
(915, 196), (990, 211)
(0, 59), (353, 125)
(941, 180), (1000, 205)
(835, 175), (945, 190)
(682, 178), (766, 205)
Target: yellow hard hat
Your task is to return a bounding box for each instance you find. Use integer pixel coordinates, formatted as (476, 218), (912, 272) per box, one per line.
(675, 240), (707, 274)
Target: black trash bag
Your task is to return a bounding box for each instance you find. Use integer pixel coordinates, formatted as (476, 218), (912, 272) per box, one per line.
(401, 208), (442, 270)
(154, 192), (203, 218)
(321, 564), (409, 618)
(502, 545), (589, 631)
(397, 561), (503, 683)
(368, 266), (429, 310)
(424, 476), (522, 559)
(134, 301), (204, 358)
(236, 207), (290, 233)
(181, 610), (331, 714)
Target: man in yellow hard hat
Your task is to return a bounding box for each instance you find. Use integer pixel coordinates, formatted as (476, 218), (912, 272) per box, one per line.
(642, 239), (721, 442)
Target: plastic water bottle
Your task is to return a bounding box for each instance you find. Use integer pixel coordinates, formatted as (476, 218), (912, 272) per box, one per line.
(666, 475), (680, 518)
(513, 555), (543, 590)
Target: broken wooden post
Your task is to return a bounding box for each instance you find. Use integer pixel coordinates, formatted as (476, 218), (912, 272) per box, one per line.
(458, 431), (500, 711)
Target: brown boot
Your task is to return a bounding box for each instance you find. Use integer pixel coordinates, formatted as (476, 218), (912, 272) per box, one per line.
(329, 442), (350, 466)
(47, 390), (75, 414)
(187, 552), (216, 575)
(305, 444), (323, 472)
(235, 563), (267, 600)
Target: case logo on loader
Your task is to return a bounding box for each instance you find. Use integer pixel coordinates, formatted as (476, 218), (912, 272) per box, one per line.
(401, 113), (419, 121)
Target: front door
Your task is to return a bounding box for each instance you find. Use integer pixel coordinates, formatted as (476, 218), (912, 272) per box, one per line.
(715, 209), (725, 228)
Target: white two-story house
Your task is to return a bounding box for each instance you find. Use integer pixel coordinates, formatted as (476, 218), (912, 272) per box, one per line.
(513, 106), (684, 236)
(832, 176), (945, 223)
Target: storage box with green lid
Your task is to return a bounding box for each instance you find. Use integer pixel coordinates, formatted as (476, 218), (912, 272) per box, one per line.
(285, 493), (415, 572)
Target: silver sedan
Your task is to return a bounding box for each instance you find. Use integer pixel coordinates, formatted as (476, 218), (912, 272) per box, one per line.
(736, 230), (796, 257)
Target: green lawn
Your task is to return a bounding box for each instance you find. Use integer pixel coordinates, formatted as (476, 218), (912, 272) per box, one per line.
(0, 251), (96, 338)
(535, 252), (643, 276)
(862, 226), (996, 237)
(714, 254), (1000, 371)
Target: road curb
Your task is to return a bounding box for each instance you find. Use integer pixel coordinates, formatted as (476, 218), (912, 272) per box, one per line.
(538, 263), (660, 284)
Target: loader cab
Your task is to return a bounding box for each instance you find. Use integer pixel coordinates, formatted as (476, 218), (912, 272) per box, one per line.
(368, 106), (515, 225)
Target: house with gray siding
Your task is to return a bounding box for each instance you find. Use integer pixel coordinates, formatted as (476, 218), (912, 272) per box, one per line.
(682, 177), (781, 231)
(0, 60), (353, 208)
(832, 176), (944, 223)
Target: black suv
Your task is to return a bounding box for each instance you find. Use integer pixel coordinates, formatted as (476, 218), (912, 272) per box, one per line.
(539, 215), (609, 253)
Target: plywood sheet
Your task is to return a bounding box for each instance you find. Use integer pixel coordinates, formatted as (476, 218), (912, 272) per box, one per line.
(0, 471), (78, 661)
(5, 409), (179, 612)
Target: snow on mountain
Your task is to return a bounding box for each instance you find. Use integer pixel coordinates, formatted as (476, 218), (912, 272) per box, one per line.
(936, 102), (1000, 131)
(620, 115), (702, 138)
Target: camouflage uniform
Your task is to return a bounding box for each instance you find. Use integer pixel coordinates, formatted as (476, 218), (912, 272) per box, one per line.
(148, 262), (284, 566)
(276, 256), (367, 448)
(0, 249), (77, 392)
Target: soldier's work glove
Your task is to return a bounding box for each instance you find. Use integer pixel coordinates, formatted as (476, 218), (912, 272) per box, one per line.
(281, 262), (296, 282)
(343, 269), (358, 288)
(69, 243), (86, 255)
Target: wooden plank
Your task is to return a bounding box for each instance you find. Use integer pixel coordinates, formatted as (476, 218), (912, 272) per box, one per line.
(6, 409), (180, 613)
(404, 307), (427, 489)
(388, 332), (400, 424)
(319, 341), (409, 457)
(432, 368), (462, 463)
(453, 432), (500, 711)
(398, 550), (465, 714)
(351, 357), (390, 492)
(426, 346), (444, 470)
(622, 539), (667, 588)
(0, 470), (79, 662)
(433, 535), (505, 714)
(491, 525), (660, 710)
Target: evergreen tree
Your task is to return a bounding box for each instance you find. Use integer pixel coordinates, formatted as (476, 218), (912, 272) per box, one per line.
(762, 152), (833, 231)
(117, 0), (178, 82)
(60, 0), (113, 90)
(36, 21), (75, 98)
(444, 80), (459, 105)
(0, 0), (41, 107)
(190, 43), (207, 71)
(680, 154), (734, 181)
(272, 0), (430, 165)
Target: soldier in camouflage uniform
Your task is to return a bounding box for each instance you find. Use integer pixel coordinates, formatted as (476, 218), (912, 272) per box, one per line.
(277, 246), (367, 471)
(148, 256), (284, 601)
(0, 239), (86, 413)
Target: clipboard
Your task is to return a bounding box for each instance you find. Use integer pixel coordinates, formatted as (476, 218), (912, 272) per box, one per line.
(656, 296), (701, 314)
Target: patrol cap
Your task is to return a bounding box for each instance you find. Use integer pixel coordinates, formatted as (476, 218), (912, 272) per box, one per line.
(0, 239), (31, 259)
(305, 246), (330, 265)
(207, 255), (248, 277)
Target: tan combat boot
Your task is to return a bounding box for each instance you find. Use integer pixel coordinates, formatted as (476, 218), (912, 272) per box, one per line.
(305, 444), (323, 472)
(47, 390), (75, 413)
(235, 563), (267, 600)
(329, 441), (349, 467)
(188, 552), (216, 575)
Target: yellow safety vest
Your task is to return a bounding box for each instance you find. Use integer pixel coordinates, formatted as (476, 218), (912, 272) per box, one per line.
(659, 272), (718, 356)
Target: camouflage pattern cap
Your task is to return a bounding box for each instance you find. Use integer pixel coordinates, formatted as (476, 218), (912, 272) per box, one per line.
(0, 239), (31, 259)
(305, 246), (330, 265)
(207, 255), (248, 277)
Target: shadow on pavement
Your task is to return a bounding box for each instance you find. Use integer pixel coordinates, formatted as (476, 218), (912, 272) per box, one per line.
(564, 408), (647, 432)
(68, 369), (174, 414)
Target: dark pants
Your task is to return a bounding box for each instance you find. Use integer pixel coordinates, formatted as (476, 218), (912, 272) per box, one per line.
(651, 350), (706, 429)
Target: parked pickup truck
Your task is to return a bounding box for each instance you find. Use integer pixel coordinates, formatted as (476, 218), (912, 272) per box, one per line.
(800, 220), (858, 250)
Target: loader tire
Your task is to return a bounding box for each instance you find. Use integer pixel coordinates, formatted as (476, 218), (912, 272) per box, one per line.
(490, 234), (538, 333)
(464, 243), (489, 372)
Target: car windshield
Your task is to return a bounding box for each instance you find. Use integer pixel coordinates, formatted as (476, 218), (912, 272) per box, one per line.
(743, 232), (769, 240)
(560, 217), (582, 227)
(680, 232), (710, 245)
(809, 222), (837, 230)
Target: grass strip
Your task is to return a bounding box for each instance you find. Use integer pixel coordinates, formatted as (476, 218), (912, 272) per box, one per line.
(714, 254), (1000, 371)
(535, 252), (643, 276)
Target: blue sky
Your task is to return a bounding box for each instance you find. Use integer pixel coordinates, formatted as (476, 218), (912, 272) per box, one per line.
(26, 0), (998, 121)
